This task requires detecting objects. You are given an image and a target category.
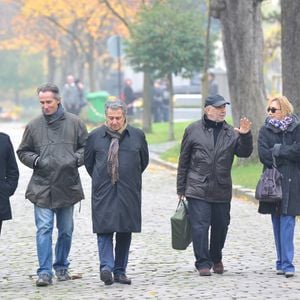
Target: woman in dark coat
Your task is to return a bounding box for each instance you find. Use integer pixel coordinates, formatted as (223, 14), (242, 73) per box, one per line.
(257, 95), (300, 278)
(0, 132), (19, 234)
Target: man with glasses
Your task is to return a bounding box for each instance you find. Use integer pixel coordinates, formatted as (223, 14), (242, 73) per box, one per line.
(177, 94), (253, 276)
(17, 83), (88, 286)
(84, 99), (149, 285)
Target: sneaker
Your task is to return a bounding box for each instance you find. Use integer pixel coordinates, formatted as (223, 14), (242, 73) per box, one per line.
(100, 270), (113, 285)
(285, 272), (294, 278)
(36, 274), (53, 287)
(114, 274), (132, 285)
(276, 270), (285, 275)
(56, 269), (71, 281)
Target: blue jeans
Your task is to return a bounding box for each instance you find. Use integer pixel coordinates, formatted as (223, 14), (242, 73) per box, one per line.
(272, 214), (295, 273)
(34, 205), (74, 277)
(97, 232), (132, 276)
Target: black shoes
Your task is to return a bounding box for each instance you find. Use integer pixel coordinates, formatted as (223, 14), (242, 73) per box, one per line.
(198, 268), (212, 276)
(100, 270), (132, 285)
(213, 262), (224, 274)
(114, 274), (132, 285)
(100, 270), (114, 285)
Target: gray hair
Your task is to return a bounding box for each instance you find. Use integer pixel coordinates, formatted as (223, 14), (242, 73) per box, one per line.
(104, 99), (127, 115)
(37, 83), (61, 101)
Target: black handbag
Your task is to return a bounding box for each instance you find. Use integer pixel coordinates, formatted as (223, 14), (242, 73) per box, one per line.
(255, 155), (282, 203)
(170, 199), (192, 250)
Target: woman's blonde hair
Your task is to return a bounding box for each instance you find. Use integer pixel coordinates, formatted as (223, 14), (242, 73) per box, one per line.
(267, 95), (294, 117)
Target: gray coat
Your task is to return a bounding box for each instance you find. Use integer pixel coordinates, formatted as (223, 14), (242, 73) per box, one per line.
(258, 117), (300, 215)
(17, 112), (88, 208)
(177, 118), (253, 202)
(84, 125), (149, 233)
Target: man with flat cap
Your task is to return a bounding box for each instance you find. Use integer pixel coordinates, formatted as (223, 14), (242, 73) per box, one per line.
(177, 94), (253, 276)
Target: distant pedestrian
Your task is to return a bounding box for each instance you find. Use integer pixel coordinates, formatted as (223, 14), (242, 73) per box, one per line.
(208, 71), (219, 97)
(123, 78), (136, 121)
(62, 74), (82, 115)
(75, 78), (87, 110)
(177, 94), (253, 276)
(161, 81), (170, 122)
(17, 83), (88, 287)
(152, 81), (164, 123)
(84, 99), (149, 285)
(0, 133), (19, 235)
(257, 95), (300, 278)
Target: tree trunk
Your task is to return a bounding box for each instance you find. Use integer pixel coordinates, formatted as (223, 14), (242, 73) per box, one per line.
(168, 73), (175, 141)
(87, 35), (95, 92)
(142, 72), (152, 133)
(47, 48), (56, 83)
(211, 0), (266, 160)
(281, 0), (300, 112)
(201, 0), (212, 104)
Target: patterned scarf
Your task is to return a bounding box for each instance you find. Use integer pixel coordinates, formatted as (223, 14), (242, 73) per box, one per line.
(268, 116), (294, 131)
(105, 121), (127, 184)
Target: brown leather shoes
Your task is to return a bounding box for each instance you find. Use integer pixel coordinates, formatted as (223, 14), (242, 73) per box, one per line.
(213, 262), (224, 274)
(198, 268), (211, 276)
(114, 274), (132, 285)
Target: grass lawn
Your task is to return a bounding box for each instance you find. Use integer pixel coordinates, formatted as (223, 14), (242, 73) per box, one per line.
(145, 121), (192, 144)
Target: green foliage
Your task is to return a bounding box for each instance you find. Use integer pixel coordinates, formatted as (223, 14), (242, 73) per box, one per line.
(125, 0), (215, 78)
(0, 50), (44, 102)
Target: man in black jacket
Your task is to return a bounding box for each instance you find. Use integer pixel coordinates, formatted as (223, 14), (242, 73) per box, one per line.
(0, 133), (19, 235)
(177, 94), (253, 276)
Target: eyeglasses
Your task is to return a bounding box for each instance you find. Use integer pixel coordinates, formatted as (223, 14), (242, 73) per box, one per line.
(267, 107), (281, 113)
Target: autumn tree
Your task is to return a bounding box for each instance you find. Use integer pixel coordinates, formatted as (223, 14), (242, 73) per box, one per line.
(1, 0), (141, 93)
(211, 0), (266, 159)
(125, 0), (212, 139)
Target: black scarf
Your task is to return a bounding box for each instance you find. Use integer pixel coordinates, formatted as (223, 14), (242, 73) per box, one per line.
(43, 104), (65, 124)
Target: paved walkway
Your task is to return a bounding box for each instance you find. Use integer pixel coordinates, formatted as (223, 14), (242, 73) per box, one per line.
(1, 122), (300, 299)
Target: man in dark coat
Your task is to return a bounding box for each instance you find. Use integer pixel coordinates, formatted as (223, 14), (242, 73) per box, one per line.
(177, 94), (253, 276)
(84, 99), (149, 285)
(123, 78), (136, 120)
(17, 83), (88, 287)
(0, 133), (19, 235)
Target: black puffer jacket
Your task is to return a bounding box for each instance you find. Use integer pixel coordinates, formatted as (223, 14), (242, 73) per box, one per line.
(177, 118), (253, 202)
(258, 117), (300, 215)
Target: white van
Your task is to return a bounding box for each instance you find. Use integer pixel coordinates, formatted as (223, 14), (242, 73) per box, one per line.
(173, 94), (202, 107)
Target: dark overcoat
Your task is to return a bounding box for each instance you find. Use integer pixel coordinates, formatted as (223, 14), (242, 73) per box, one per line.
(0, 133), (19, 221)
(258, 117), (300, 215)
(84, 125), (149, 233)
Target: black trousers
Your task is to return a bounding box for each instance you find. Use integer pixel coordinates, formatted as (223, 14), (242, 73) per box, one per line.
(187, 198), (231, 270)
(0, 220), (2, 235)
